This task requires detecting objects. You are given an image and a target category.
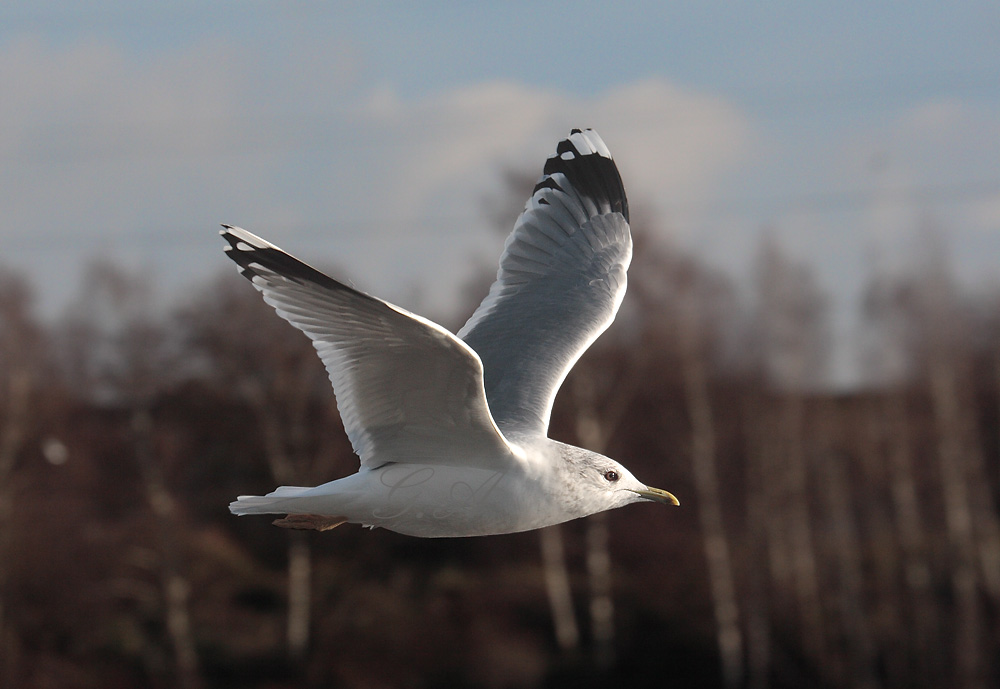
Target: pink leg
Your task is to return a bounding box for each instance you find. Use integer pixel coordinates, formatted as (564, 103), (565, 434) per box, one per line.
(272, 514), (348, 531)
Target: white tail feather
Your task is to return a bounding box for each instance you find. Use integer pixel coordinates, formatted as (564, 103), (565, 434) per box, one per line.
(229, 486), (313, 515)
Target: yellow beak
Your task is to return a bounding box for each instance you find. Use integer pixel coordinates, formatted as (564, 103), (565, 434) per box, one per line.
(630, 486), (680, 506)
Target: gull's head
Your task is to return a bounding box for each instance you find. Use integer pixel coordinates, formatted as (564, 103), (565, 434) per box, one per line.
(557, 444), (679, 518)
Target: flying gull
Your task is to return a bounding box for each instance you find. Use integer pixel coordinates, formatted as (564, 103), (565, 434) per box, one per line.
(222, 128), (678, 537)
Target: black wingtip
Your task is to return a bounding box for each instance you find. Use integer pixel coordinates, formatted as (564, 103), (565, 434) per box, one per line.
(531, 129), (628, 222)
(218, 226), (353, 297)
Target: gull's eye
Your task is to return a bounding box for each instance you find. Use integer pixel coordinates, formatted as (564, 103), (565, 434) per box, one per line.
(603, 470), (620, 482)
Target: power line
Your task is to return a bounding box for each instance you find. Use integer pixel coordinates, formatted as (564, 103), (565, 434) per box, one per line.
(3, 181), (998, 257)
(680, 181), (1000, 217)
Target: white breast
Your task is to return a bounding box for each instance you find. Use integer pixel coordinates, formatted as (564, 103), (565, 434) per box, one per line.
(353, 463), (558, 537)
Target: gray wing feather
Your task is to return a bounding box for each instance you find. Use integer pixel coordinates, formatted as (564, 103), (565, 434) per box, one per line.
(458, 129), (632, 437)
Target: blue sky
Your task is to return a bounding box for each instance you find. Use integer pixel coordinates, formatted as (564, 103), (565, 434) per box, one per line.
(2, 2), (999, 383)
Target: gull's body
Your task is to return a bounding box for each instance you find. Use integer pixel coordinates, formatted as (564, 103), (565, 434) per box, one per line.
(223, 129), (677, 538)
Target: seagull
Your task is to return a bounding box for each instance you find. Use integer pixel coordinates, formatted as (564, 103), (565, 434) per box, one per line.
(222, 128), (678, 538)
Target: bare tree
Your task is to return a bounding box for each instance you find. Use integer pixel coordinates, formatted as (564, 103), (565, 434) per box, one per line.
(909, 237), (993, 689)
(627, 246), (748, 688)
(569, 359), (643, 668)
(862, 273), (943, 685)
(742, 390), (776, 689)
(239, 361), (326, 659)
(538, 525), (580, 652)
(753, 236), (830, 679)
(675, 277), (744, 689)
(814, 402), (880, 689)
(59, 260), (202, 689)
(862, 226), (1000, 688)
(0, 270), (43, 687)
(179, 275), (345, 659)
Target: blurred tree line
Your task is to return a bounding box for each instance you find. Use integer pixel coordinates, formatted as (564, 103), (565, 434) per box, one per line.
(0, 189), (998, 688)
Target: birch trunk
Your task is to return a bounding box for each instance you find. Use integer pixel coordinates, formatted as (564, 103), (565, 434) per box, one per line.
(815, 401), (879, 689)
(677, 298), (743, 688)
(585, 512), (614, 668)
(569, 358), (653, 665)
(782, 395), (827, 669)
(743, 403), (773, 689)
(132, 408), (201, 689)
(754, 235), (830, 678)
(881, 391), (942, 684)
(287, 531), (311, 658)
(244, 380), (314, 658)
(928, 359), (985, 689)
(539, 525), (579, 651)
(0, 371), (30, 687)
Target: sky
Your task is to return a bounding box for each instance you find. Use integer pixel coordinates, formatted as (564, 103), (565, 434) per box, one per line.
(2, 2), (999, 385)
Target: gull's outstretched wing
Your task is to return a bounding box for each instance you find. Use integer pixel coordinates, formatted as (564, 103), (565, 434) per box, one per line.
(457, 129), (631, 437)
(220, 225), (519, 471)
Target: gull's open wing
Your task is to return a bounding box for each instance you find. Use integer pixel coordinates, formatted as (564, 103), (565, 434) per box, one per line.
(458, 129), (632, 437)
(221, 225), (520, 471)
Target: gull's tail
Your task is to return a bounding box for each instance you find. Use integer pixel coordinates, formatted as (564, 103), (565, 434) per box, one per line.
(231, 487), (351, 531)
(229, 486), (316, 515)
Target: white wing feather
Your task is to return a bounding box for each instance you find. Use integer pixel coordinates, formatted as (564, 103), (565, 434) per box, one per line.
(220, 225), (520, 471)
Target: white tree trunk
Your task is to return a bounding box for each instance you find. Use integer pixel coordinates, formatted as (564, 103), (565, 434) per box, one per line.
(744, 397), (782, 689)
(585, 511), (615, 668)
(815, 402), (879, 689)
(743, 421), (772, 689)
(928, 361), (985, 689)
(539, 525), (579, 651)
(783, 395), (828, 671)
(0, 371), (31, 687)
(287, 531), (311, 658)
(132, 409), (201, 689)
(678, 300), (743, 688)
(882, 392), (943, 683)
(244, 381), (315, 659)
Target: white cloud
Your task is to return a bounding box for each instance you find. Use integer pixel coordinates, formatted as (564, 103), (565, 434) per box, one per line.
(0, 32), (756, 321)
(350, 78), (751, 245)
(0, 35), (292, 316)
(846, 98), (1000, 276)
(314, 78), (753, 314)
(5, 28), (997, 342)
(966, 192), (1000, 231)
(591, 80), (751, 205)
